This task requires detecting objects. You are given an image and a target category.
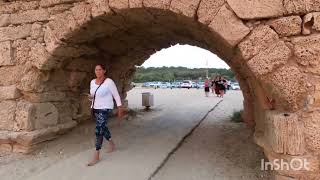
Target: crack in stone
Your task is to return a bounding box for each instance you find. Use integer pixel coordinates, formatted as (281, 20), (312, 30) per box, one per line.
(194, 0), (202, 21)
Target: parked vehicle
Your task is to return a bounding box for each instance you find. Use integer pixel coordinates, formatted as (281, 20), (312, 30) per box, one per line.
(230, 82), (240, 90)
(196, 82), (205, 89)
(149, 81), (161, 88)
(159, 82), (171, 88)
(142, 82), (151, 87)
(191, 82), (197, 88)
(181, 80), (193, 89)
(171, 82), (181, 88)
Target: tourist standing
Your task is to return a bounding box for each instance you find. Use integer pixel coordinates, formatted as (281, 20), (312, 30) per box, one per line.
(217, 76), (227, 98)
(213, 76), (220, 97)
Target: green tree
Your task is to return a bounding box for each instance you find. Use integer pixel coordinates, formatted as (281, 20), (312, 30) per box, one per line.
(133, 67), (235, 82)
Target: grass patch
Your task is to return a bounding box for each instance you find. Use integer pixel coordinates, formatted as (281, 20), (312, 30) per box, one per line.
(230, 110), (243, 123)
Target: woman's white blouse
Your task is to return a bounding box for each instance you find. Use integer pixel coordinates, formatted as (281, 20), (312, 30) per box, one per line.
(90, 78), (122, 109)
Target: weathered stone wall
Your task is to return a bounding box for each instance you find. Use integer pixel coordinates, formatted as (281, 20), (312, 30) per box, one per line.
(0, 0), (319, 179)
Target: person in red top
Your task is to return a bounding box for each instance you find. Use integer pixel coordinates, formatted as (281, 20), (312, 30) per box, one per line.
(204, 79), (210, 97)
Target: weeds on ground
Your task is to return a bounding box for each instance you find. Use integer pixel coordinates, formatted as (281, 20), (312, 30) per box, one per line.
(230, 110), (243, 123)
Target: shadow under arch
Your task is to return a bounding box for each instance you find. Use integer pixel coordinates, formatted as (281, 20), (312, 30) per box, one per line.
(41, 7), (261, 128)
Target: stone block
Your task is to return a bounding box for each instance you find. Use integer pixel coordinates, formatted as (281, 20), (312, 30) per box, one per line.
(302, 12), (320, 35)
(88, 0), (112, 17)
(0, 14), (10, 27)
(71, 2), (92, 25)
(14, 100), (35, 131)
(33, 102), (59, 129)
(143, 0), (171, 9)
(303, 111), (320, 153)
(170, 0), (201, 18)
(238, 25), (279, 60)
(10, 9), (49, 24)
(284, 0), (320, 14)
(227, 0), (285, 19)
(197, 0), (225, 25)
(292, 34), (320, 70)
(15, 121), (77, 146)
(208, 5), (250, 46)
(0, 85), (21, 100)
(45, 11), (78, 47)
(0, 1), (39, 14)
(0, 100), (16, 131)
(40, 0), (78, 7)
(109, 0), (129, 10)
(53, 102), (74, 123)
(30, 43), (59, 70)
(18, 68), (48, 93)
(129, 0), (143, 8)
(0, 65), (28, 86)
(31, 23), (44, 41)
(265, 110), (305, 155)
(247, 41), (291, 76)
(12, 143), (40, 154)
(0, 41), (14, 66)
(267, 65), (307, 111)
(0, 143), (12, 152)
(269, 16), (302, 37)
(0, 24), (31, 42)
(23, 91), (66, 103)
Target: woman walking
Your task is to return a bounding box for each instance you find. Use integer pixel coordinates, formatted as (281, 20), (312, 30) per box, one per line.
(213, 76), (220, 97)
(217, 76), (227, 98)
(87, 64), (124, 166)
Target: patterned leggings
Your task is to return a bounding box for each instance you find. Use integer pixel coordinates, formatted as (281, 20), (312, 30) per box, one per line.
(93, 108), (112, 151)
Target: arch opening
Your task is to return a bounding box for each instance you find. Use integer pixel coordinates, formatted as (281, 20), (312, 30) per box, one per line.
(40, 7), (257, 124)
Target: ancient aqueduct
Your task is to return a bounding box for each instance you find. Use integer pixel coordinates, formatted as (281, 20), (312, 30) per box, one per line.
(0, 0), (320, 179)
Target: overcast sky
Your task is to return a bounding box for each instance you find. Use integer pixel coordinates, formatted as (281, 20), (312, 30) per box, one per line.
(141, 44), (230, 69)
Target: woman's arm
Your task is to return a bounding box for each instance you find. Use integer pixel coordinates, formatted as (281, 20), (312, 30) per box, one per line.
(108, 79), (122, 107)
(108, 79), (124, 118)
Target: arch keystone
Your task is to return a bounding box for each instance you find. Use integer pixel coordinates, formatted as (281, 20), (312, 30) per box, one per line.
(143, 0), (171, 9)
(170, 0), (201, 18)
(197, 0), (226, 25)
(208, 4), (250, 47)
(129, 0), (143, 8)
(109, 0), (129, 11)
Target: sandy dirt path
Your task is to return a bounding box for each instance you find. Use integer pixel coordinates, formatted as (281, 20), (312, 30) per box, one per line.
(151, 90), (271, 180)
(0, 88), (271, 180)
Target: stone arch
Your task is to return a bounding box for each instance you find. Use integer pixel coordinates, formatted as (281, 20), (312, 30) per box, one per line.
(0, 0), (319, 179)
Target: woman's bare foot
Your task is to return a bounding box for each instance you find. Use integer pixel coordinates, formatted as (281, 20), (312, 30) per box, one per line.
(87, 151), (100, 166)
(107, 139), (115, 153)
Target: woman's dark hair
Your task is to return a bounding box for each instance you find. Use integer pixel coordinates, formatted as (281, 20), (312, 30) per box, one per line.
(95, 64), (106, 70)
